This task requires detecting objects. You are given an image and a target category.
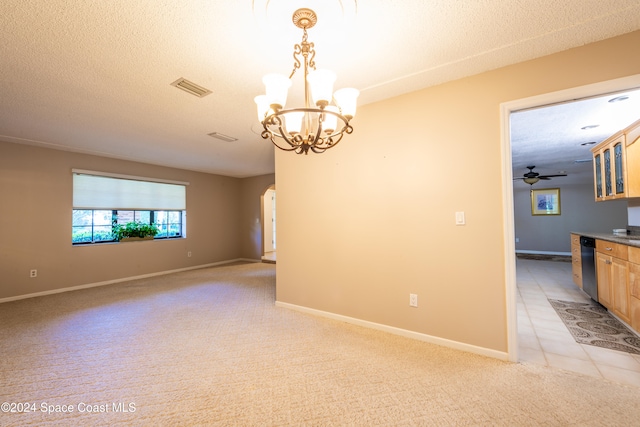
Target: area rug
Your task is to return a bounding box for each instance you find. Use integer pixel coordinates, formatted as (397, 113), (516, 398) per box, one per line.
(517, 253), (571, 262)
(548, 299), (640, 355)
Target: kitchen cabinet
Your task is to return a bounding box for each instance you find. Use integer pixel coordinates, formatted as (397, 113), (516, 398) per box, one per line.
(611, 257), (631, 324)
(573, 234), (640, 334)
(595, 240), (630, 324)
(570, 233), (582, 288)
(596, 251), (613, 308)
(591, 135), (622, 200)
(629, 246), (640, 332)
(591, 118), (640, 201)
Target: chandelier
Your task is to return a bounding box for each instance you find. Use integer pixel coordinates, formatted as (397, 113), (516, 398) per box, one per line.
(254, 8), (359, 155)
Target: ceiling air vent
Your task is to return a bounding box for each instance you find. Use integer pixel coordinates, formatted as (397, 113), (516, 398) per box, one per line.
(208, 132), (237, 142)
(170, 78), (212, 98)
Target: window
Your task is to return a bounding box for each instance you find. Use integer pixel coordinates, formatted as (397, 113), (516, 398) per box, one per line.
(72, 209), (184, 244)
(71, 170), (188, 245)
(154, 211), (183, 238)
(72, 210), (115, 243)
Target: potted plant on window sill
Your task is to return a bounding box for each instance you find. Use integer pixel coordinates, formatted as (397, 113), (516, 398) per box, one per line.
(113, 221), (160, 242)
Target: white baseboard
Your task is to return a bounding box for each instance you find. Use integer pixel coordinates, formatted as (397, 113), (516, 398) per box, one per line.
(515, 250), (571, 256)
(275, 301), (509, 362)
(0, 258), (260, 304)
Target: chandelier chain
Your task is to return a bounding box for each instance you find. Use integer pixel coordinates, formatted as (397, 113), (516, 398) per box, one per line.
(289, 29), (316, 80)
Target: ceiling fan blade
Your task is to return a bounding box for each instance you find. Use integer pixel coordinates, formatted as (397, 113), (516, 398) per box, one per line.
(538, 174), (567, 178)
(514, 166), (567, 182)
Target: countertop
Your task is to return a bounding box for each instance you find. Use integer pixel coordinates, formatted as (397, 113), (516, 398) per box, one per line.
(572, 232), (640, 248)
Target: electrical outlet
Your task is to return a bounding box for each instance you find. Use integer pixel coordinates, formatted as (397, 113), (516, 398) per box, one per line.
(30, 269), (37, 278)
(187, 251), (192, 257)
(409, 293), (418, 307)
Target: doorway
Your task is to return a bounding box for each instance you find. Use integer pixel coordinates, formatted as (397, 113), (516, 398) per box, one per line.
(261, 186), (276, 263)
(502, 74), (640, 362)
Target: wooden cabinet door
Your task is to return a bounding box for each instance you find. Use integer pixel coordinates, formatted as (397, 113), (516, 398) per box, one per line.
(631, 297), (640, 333)
(591, 134), (627, 201)
(626, 121), (640, 197)
(613, 141), (625, 196)
(630, 258), (640, 299)
(596, 252), (612, 308)
(629, 262), (640, 332)
(611, 257), (630, 324)
(594, 152), (603, 200)
(572, 263), (583, 288)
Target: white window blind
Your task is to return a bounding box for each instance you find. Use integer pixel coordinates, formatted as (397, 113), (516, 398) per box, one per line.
(72, 170), (187, 210)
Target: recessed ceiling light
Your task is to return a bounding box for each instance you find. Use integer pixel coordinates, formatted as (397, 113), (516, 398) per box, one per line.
(208, 132), (237, 142)
(581, 125), (599, 130)
(580, 141), (597, 146)
(608, 95), (629, 103)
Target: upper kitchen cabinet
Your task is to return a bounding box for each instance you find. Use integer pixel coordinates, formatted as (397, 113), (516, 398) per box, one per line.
(592, 118), (640, 201)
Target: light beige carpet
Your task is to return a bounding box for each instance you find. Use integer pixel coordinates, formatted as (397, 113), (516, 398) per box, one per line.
(1, 262), (639, 426)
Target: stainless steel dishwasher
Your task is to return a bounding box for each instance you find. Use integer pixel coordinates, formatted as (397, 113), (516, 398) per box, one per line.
(580, 236), (597, 301)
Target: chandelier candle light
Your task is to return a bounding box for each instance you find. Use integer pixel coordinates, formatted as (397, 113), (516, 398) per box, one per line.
(255, 8), (359, 154)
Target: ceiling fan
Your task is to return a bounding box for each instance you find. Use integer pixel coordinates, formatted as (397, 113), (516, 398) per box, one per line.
(514, 166), (567, 185)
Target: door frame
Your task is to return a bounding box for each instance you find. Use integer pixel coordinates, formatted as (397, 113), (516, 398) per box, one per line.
(501, 74), (640, 362)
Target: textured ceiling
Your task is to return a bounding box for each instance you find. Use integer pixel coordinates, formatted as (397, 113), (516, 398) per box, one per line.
(1, 0), (640, 177)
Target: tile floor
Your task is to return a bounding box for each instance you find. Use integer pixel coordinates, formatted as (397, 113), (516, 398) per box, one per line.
(517, 257), (640, 388)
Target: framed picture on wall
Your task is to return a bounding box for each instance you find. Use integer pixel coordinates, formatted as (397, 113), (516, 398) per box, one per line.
(531, 188), (560, 216)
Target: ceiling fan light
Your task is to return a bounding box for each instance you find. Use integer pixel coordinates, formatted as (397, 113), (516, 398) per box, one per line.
(263, 73), (291, 110)
(524, 177), (540, 184)
(307, 69), (336, 107)
(334, 88), (359, 119)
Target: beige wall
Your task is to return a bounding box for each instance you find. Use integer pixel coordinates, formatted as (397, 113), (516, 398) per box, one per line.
(275, 31), (640, 354)
(0, 141), (272, 300)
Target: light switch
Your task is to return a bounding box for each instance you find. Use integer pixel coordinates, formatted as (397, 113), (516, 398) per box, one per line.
(455, 211), (465, 225)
